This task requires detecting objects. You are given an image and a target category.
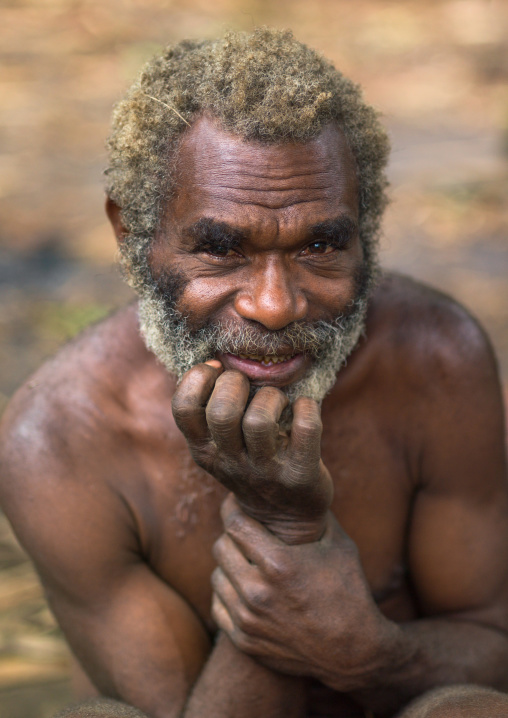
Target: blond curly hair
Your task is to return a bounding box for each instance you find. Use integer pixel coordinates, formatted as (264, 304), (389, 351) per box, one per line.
(106, 27), (389, 290)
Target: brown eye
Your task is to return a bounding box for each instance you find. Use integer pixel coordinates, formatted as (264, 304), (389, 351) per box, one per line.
(204, 245), (236, 258)
(303, 242), (335, 255)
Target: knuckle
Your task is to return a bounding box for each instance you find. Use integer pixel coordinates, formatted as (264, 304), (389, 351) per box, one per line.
(206, 399), (243, 428)
(235, 605), (256, 633)
(210, 566), (222, 590)
(244, 583), (270, 612)
(242, 410), (276, 437)
(264, 553), (288, 582)
(212, 536), (225, 563)
(211, 594), (226, 628)
(171, 395), (196, 423)
(189, 447), (213, 473)
(222, 504), (247, 533)
(295, 415), (322, 437)
(224, 512), (245, 538)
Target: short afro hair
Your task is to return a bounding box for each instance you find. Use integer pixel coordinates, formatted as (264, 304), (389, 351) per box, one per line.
(106, 27), (390, 291)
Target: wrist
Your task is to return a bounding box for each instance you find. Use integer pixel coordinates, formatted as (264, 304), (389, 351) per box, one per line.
(235, 502), (328, 544)
(340, 618), (418, 695)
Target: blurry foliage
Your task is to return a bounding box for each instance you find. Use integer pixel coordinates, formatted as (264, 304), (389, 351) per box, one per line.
(32, 301), (111, 344)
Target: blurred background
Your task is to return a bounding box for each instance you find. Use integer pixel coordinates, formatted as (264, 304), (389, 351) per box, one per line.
(0, 0), (507, 715)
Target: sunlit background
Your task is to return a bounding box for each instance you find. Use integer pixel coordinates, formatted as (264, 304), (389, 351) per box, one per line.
(0, 1), (507, 715)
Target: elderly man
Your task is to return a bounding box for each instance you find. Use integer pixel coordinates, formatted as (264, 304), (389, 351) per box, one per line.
(1, 28), (508, 718)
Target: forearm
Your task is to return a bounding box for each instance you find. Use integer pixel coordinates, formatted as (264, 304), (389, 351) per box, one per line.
(215, 501), (508, 716)
(183, 632), (307, 718)
(349, 618), (508, 716)
(185, 502), (317, 718)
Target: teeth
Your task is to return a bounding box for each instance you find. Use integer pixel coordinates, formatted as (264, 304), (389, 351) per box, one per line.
(237, 354), (295, 365)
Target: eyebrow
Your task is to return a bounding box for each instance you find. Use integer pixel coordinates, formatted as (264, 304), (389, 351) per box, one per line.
(182, 214), (358, 252)
(183, 218), (249, 252)
(308, 216), (358, 249)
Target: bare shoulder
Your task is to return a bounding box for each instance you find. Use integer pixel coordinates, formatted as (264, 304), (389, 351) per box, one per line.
(365, 272), (506, 491)
(367, 271), (502, 392)
(1, 302), (161, 455)
(0, 302), (177, 552)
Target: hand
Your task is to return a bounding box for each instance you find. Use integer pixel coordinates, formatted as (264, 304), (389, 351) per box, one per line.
(172, 363), (333, 542)
(211, 495), (402, 692)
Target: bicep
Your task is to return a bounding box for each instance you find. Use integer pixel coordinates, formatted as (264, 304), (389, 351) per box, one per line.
(46, 559), (211, 718)
(408, 317), (508, 624)
(0, 443), (210, 718)
(409, 488), (508, 621)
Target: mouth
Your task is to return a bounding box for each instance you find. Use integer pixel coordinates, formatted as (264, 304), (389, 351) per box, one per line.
(217, 351), (310, 386)
(237, 352), (296, 365)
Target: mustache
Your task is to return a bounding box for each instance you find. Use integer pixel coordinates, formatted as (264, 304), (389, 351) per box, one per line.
(182, 315), (353, 358)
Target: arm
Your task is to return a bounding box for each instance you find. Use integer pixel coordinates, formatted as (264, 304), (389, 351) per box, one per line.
(169, 360), (337, 716)
(207, 317), (508, 716)
(358, 312), (508, 711)
(184, 633), (307, 718)
(0, 382), (308, 718)
(212, 494), (508, 717)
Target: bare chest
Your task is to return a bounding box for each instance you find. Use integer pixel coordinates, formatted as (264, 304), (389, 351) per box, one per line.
(124, 402), (418, 632)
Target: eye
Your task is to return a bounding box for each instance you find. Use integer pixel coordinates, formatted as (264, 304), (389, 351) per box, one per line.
(301, 241), (336, 256)
(202, 244), (239, 258)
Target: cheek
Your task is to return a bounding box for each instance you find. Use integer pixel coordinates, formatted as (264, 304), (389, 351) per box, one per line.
(304, 279), (356, 319)
(176, 276), (238, 326)
(301, 260), (366, 320)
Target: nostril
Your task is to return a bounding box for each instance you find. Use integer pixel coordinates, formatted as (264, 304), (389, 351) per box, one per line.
(234, 286), (307, 331)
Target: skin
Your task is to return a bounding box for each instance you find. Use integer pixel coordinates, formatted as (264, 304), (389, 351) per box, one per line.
(1, 117), (508, 718)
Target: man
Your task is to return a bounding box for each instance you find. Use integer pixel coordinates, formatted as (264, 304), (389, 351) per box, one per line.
(1, 28), (508, 718)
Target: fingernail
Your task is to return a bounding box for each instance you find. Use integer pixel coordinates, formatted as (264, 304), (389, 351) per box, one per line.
(205, 360), (223, 369)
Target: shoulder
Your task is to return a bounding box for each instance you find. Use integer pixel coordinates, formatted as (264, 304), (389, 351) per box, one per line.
(0, 302), (177, 531)
(364, 272), (506, 490)
(0, 303), (145, 458)
(366, 272), (501, 394)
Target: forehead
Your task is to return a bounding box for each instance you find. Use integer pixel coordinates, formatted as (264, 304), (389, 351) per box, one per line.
(165, 116), (359, 233)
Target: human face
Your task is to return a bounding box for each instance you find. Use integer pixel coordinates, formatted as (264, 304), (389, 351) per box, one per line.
(144, 116), (365, 390)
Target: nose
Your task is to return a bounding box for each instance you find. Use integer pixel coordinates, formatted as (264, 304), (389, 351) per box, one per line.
(233, 257), (307, 331)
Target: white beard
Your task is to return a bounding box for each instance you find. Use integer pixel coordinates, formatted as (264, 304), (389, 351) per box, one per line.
(138, 289), (368, 409)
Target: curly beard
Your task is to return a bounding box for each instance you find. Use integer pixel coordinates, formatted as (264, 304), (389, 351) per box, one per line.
(137, 257), (375, 419)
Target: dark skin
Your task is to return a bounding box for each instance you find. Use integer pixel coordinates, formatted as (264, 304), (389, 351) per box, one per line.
(1, 116), (508, 718)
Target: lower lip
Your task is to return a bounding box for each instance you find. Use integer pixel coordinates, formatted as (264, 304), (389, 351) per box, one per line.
(217, 352), (309, 385)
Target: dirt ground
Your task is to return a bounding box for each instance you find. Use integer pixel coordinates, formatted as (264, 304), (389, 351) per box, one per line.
(0, 1), (507, 716)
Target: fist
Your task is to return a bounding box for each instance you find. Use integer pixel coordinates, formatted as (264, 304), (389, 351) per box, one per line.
(172, 363), (333, 542)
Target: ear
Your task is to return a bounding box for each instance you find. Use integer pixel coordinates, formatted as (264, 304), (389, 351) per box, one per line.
(105, 196), (127, 244)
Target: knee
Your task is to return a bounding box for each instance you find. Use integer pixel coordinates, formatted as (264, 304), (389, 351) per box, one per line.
(398, 685), (508, 718)
(53, 698), (150, 718)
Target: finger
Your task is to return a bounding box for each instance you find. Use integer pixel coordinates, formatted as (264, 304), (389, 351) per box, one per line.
(172, 362), (223, 446)
(211, 595), (259, 655)
(206, 370), (250, 456)
(213, 533), (258, 590)
(242, 387), (288, 461)
(211, 566), (254, 623)
(211, 566), (239, 607)
(220, 495), (287, 576)
(211, 592), (236, 636)
(287, 397), (322, 470)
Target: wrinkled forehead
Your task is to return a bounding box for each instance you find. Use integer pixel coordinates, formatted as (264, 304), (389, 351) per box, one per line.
(171, 115), (359, 199)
